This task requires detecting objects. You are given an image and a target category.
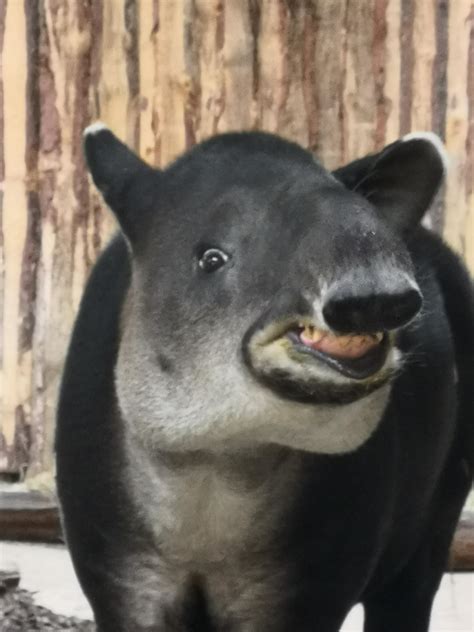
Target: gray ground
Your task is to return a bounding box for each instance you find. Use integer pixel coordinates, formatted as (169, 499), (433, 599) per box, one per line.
(0, 588), (95, 631)
(0, 542), (472, 631)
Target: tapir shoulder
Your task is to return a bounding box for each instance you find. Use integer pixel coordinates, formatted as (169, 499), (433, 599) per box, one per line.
(408, 227), (474, 352)
(56, 233), (130, 435)
(65, 232), (130, 367)
(409, 226), (474, 460)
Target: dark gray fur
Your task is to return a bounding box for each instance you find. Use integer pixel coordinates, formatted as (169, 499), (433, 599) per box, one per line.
(56, 127), (473, 631)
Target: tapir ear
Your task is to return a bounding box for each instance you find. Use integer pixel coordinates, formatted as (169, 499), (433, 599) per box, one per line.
(333, 132), (447, 231)
(83, 122), (155, 240)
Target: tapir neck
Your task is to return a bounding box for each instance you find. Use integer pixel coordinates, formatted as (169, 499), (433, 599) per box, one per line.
(154, 444), (295, 488)
(124, 436), (303, 564)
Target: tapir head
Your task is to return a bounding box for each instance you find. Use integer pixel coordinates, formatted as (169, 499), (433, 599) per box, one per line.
(84, 124), (445, 453)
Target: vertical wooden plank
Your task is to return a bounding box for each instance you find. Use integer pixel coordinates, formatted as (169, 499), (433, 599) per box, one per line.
(443, 1), (473, 269)
(409, 0), (437, 230)
(274, 2), (310, 147)
(430, 0), (449, 232)
(301, 0), (318, 152)
(97, 0), (129, 143)
(373, 0), (389, 150)
(125, 0), (140, 150)
(193, 0), (225, 140)
(466, 4), (474, 273)
(17, 0), (42, 478)
(399, 0), (414, 135)
(138, 0), (160, 164)
(1, 0), (29, 466)
(384, 0), (401, 142)
(242, 1), (316, 147)
(156, 0), (188, 164)
(182, 0), (199, 146)
(312, 0), (347, 169)
(24, 0), (99, 477)
(432, 0), (448, 140)
(0, 0), (7, 469)
(257, 0), (287, 134)
(88, 0), (129, 252)
(94, 0), (141, 154)
(25, 0), (61, 480)
(219, 0), (254, 132)
(88, 0), (117, 259)
(411, 0), (437, 131)
(343, 0), (378, 160)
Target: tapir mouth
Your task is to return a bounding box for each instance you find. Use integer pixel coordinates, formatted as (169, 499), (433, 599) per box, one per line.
(244, 317), (392, 382)
(285, 323), (389, 380)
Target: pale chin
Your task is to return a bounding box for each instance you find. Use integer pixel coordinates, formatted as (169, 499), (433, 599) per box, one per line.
(115, 346), (393, 456)
(115, 309), (397, 455)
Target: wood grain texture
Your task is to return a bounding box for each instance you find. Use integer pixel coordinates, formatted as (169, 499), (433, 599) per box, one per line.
(449, 512), (474, 572)
(0, 0), (473, 478)
(0, 489), (61, 542)
(2, 0), (29, 473)
(0, 0), (7, 470)
(443, 0), (473, 272)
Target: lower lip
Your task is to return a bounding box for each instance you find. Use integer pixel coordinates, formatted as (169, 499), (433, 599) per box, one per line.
(286, 331), (390, 380)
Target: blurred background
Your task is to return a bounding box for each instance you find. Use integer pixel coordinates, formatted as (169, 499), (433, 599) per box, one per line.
(1, 0), (473, 487)
(0, 0), (473, 628)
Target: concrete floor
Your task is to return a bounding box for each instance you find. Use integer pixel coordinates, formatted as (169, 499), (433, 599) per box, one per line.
(1, 542), (473, 630)
(1, 542), (92, 620)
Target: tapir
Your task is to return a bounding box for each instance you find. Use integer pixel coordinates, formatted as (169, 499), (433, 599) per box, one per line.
(56, 124), (474, 632)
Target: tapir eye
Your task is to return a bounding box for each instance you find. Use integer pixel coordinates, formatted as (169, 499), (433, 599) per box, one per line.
(198, 248), (230, 273)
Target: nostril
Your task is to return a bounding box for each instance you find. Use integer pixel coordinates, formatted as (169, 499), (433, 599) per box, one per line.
(387, 288), (422, 327)
(322, 287), (422, 333)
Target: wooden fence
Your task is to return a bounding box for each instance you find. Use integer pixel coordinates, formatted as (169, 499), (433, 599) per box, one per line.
(0, 0), (473, 479)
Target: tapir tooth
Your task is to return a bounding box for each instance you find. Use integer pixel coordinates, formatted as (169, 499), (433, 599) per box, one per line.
(301, 325), (325, 343)
(298, 325), (383, 348)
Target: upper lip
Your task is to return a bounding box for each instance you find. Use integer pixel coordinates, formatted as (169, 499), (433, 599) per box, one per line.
(288, 330), (389, 381)
(250, 318), (391, 380)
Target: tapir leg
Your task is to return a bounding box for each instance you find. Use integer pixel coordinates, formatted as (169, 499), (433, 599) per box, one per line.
(80, 581), (163, 632)
(84, 566), (221, 632)
(363, 454), (471, 632)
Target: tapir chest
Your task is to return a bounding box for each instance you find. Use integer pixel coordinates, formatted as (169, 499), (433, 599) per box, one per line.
(152, 464), (284, 562)
(123, 447), (301, 629)
(121, 387), (454, 630)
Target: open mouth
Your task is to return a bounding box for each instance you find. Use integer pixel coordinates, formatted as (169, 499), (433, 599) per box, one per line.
(243, 318), (395, 404)
(285, 323), (389, 380)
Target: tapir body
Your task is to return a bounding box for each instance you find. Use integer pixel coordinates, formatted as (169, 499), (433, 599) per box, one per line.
(56, 126), (474, 631)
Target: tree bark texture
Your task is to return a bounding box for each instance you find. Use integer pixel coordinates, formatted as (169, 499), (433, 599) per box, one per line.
(0, 0), (473, 477)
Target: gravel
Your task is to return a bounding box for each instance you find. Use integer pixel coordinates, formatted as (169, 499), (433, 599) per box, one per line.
(0, 588), (95, 631)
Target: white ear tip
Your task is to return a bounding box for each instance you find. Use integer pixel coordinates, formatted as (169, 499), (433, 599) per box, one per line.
(402, 131), (449, 171)
(84, 121), (109, 137)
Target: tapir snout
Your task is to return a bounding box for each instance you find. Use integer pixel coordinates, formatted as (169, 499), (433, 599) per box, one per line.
(322, 277), (423, 333)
